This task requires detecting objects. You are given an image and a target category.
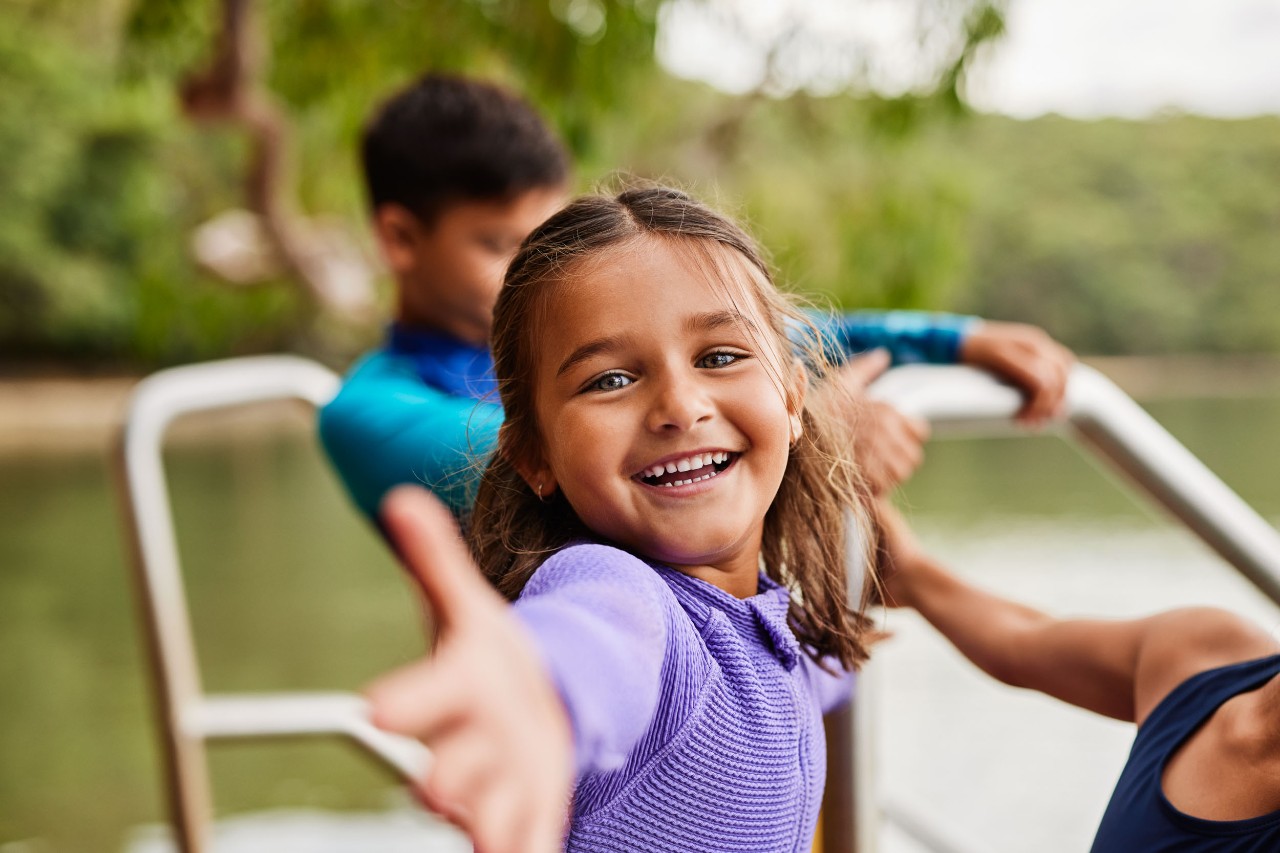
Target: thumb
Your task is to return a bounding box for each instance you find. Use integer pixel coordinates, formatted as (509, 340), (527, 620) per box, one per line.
(839, 348), (892, 390)
(380, 485), (484, 628)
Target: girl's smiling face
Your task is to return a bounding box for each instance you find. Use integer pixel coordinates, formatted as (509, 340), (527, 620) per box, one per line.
(518, 237), (801, 597)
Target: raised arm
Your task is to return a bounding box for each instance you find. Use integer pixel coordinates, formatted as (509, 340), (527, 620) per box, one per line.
(881, 515), (1146, 720)
(805, 309), (976, 367)
(809, 312), (1075, 493)
(877, 504), (1278, 723)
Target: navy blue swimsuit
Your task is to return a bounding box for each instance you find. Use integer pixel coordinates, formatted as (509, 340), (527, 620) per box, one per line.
(1091, 654), (1280, 852)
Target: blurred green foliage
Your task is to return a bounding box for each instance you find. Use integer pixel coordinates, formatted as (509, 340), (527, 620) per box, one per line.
(1, 0), (1277, 367)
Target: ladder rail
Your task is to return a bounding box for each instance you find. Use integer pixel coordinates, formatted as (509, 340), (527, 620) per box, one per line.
(115, 355), (428, 853)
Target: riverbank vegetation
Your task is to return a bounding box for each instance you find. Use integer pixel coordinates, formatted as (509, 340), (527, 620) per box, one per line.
(3, 1), (1277, 370)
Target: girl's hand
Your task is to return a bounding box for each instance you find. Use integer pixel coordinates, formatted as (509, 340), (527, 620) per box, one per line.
(366, 486), (574, 853)
(959, 322), (1075, 426)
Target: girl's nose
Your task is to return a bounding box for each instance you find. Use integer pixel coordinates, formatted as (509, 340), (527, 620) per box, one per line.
(645, 370), (714, 433)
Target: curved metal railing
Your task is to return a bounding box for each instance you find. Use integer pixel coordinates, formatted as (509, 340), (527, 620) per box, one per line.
(115, 356), (429, 853)
(817, 363), (1280, 853)
(116, 357), (1280, 853)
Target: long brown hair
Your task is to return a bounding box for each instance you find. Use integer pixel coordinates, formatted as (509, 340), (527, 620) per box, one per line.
(469, 185), (878, 670)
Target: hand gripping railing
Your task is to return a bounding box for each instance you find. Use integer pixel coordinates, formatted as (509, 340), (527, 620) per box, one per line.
(115, 356), (429, 853)
(818, 363), (1280, 853)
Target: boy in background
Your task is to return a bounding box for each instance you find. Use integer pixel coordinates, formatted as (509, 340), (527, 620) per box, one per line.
(320, 75), (567, 520)
(320, 73), (1075, 525)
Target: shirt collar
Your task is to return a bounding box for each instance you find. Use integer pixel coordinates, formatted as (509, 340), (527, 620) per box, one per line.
(387, 323), (497, 401)
(655, 565), (802, 671)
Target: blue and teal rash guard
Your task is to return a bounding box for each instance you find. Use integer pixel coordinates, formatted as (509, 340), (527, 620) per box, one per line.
(318, 310), (977, 523)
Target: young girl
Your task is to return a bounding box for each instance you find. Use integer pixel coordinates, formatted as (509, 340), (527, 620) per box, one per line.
(367, 186), (878, 853)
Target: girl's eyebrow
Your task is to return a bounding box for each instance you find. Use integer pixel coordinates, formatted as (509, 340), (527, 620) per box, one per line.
(555, 311), (758, 377)
(687, 309), (756, 336)
(556, 335), (627, 377)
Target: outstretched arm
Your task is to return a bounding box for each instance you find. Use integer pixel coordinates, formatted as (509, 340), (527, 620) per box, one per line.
(365, 487), (672, 851)
(877, 503), (1278, 724)
(366, 488), (572, 852)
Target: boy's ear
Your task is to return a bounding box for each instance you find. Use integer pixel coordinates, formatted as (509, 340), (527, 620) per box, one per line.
(373, 204), (425, 276)
(787, 358), (807, 444)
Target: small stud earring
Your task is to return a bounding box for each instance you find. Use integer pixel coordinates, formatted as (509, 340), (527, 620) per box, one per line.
(535, 481), (543, 500)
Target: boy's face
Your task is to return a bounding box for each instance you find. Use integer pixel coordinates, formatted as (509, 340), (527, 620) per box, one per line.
(381, 186), (566, 344)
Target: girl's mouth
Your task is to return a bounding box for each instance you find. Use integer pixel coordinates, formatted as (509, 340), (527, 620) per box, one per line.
(635, 451), (738, 488)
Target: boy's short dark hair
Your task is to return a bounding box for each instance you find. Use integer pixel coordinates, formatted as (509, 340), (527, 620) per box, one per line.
(361, 73), (569, 225)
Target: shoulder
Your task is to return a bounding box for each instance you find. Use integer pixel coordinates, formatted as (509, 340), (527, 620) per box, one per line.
(1133, 607), (1279, 725)
(326, 349), (435, 405)
(320, 349), (499, 437)
(523, 543), (670, 601)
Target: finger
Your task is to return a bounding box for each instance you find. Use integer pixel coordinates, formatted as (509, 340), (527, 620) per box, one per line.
(860, 455), (891, 495)
(469, 777), (528, 853)
(1018, 389), (1052, 424)
(838, 348), (892, 391)
(417, 727), (500, 819)
(485, 776), (567, 853)
(1027, 359), (1064, 422)
(888, 453), (915, 488)
(365, 656), (467, 738)
(415, 778), (474, 831)
(381, 485), (485, 627)
(889, 417), (925, 464)
(906, 414), (931, 443)
(1049, 368), (1070, 419)
(1004, 359), (1050, 422)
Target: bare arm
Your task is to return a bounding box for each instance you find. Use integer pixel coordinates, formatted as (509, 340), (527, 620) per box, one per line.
(1129, 607), (1279, 725)
(878, 504), (1279, 723)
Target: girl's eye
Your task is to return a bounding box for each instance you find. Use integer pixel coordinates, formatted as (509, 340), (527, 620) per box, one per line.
(587, 372), (633, 392)
(699, 351), (744, 369)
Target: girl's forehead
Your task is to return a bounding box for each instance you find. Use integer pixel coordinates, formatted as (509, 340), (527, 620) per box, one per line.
(526, 236), (790, 383)
(547, 236), (772, 318)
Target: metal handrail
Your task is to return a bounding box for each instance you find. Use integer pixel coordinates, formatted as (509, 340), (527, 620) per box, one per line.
(115, 355), (429, 853)
(117, 357), (1280, 853)
(873, 363), (1280, 600)
(818, 363), (1280, 853)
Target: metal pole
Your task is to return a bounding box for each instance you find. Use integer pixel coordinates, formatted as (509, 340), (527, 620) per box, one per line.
(834, 363), (1280, 853)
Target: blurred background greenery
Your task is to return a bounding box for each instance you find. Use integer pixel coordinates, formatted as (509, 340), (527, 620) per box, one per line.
(4, 2), (1280, 851)
(5, 0), (1276, 371)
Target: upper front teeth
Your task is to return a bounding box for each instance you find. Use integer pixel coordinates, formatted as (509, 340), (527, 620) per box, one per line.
(644, 451), (728, 479)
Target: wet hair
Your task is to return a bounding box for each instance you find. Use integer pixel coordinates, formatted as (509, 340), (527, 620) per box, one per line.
(361, 73), (569, 225)
(468, 185), (879, 671)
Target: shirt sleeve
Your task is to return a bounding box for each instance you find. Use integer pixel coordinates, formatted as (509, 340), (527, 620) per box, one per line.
(317, 351), (502, 523)
(799, 309), (980, 367)
(513, 545), (670, 775)
(801, 656), (857, 714)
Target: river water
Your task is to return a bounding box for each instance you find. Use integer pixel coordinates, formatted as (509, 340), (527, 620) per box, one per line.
(2, 394), (1279, 852)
